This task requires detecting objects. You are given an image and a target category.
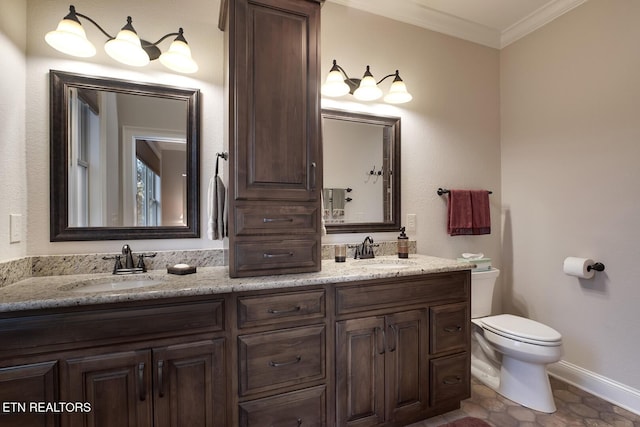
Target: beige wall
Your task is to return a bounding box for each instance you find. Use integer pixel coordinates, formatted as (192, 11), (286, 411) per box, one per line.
(0, 0), (27, 261)
(501, 0), (640, 392)
(321, 3), (503, 277)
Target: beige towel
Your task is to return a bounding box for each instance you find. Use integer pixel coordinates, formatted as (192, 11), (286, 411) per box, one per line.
(208, 175), (227, 240)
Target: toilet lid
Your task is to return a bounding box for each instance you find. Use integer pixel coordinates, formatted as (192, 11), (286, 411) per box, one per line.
(480, 314), (562, 345)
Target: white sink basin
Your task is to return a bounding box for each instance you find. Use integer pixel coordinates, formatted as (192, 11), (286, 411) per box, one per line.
(64, 276), (164, 293)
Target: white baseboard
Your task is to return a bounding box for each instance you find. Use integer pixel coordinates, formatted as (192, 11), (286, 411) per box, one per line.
(548, 360), (640, 415)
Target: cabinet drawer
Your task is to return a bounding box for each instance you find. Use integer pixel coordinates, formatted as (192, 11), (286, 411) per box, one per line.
(239, 385), (326, 427)
(238, 325), (325, 396)
(0, 300), (224, 352)
(234, 239), (319, 274)
(235, 203), (318, 236)
(430, 302), (469, 354)
(336, 272), (469, 315)
(238, 290), (325, 329)
(430, 353), (470, 406)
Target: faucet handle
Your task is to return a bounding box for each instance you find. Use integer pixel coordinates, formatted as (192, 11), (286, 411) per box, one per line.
(113, 255), (123, 274)
(136, 255), (146, 272)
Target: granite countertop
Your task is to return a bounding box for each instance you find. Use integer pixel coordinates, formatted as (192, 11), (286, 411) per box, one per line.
(0, 255), (471, 313)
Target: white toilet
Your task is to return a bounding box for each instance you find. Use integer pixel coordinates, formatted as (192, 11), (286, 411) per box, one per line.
(471, 268), (563, 413)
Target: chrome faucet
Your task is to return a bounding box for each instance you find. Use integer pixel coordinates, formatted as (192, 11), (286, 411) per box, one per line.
(103, 244), (157, 274)
(354, 236), (376, 259)
(121, 244), (135, 269)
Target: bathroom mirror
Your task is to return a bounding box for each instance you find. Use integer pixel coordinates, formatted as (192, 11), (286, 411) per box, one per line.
(322, 109), (400, 233)
(50, 70), (200, 241)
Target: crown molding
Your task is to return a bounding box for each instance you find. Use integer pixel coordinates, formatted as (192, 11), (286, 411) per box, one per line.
(326, 0), (501, 49)
(325, 0), (588, 50)
(500, 0), (588, 48)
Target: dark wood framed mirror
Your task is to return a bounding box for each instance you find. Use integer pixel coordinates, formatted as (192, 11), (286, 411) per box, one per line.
(322, 108), (401, 233)
(50, 70), (200, 241)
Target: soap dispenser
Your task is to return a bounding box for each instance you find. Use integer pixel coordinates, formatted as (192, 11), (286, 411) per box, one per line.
(397, 227), (409, 259)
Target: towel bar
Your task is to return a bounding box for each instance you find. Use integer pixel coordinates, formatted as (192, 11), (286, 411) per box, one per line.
(437, 187), (492, 196)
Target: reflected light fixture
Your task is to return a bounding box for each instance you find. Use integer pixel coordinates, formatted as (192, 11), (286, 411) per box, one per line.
(321, 60), (413, 104)
(45, 5), (199, 74)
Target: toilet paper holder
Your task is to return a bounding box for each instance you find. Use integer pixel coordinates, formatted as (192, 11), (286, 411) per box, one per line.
(587, 262), (605, 272)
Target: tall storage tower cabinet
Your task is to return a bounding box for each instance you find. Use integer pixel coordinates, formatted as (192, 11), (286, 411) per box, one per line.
(223, 0), (323, 278)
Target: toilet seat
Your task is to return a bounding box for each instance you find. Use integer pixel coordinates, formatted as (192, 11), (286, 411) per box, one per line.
(479, 314), (562, 347)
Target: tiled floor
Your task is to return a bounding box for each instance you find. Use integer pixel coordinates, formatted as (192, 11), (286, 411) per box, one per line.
(409, 376), (640, 426)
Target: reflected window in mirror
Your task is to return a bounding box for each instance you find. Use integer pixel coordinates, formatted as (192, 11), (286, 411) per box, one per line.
(322, 109), (401, 233)
(50, 70), (200, 241)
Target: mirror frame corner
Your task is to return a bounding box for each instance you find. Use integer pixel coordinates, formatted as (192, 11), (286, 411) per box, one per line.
(49, 70), (201, 241)
(321, 108), (401, 234)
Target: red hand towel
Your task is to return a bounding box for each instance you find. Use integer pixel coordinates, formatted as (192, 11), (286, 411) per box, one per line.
(447, 190), (473, 235)
(470, 190), (491, 235)
(447, 190), (491, 235)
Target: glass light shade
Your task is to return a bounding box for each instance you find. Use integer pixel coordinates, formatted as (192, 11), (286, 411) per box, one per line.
(104, 29), (150, 67)
(45, 19), (96, 58)
(384, 80), (413, 104)
(321, 70), (350, 97)
(353, 75), (382, 101)
(159, 39), (199, 74)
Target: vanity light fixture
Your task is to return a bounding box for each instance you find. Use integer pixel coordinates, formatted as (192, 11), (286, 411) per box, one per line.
(321, 60), (413, 104)
(45, 5), (199, 74)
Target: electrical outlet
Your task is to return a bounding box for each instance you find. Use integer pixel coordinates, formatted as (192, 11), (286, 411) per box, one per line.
(406, 213), (416, 232)
(10, 214), (22, 243)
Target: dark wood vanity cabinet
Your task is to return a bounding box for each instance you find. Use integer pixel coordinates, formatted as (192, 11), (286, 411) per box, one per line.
(0, 298), (229, 427)
(0, 270), (470, 427)
(0, 360), (59, 427)
(334, 272), (471, 427)
(62, 339), (227, 427)
(234, 288), (328, 427)
(225, 0), (323, 277)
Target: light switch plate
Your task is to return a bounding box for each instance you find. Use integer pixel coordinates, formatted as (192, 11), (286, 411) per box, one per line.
(10, 214), (22, 243)
(406, 213), (416, 232)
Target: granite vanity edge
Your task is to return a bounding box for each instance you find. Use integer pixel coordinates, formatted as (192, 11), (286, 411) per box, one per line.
(0, 254), (466, 313)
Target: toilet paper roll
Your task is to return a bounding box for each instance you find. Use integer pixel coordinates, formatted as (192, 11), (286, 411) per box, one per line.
(563, 257), (595, 279)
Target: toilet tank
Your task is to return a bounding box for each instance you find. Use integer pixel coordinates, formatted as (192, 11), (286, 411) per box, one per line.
(471, 268), (500, 318)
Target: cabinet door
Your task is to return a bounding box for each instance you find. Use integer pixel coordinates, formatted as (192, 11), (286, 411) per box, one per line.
(0, 361), (58, 427)
(231, 0), (321, 201)
(64, 350), (152, 427)
(153, 339), (227, 427)
(335, 317), (385, 427)
(385, 310), (429, 423)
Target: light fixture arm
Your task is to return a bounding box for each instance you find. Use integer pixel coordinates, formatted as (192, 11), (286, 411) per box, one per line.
(148, 28), (183, 47)
(376, 70), (402, 85)
(68, 6), (116, 40)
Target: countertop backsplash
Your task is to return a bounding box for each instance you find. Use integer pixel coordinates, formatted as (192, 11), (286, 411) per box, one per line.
(0, 240), (416, 288)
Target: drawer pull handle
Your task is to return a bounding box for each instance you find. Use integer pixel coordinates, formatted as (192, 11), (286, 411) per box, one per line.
(263, 217), (294, 223)
(310, 161), (317, 190)
(263, 252), (294, 258)
(375, 327), (386, 355)
(269, 355), (302, 367)
(444, 325), (462, 333)
(157, 360), (165, 398)
(267, 306), (301, 315)
(443, 375), (462, 385)
(388, 324), (397, 352)
(138, 362), (146, 401)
